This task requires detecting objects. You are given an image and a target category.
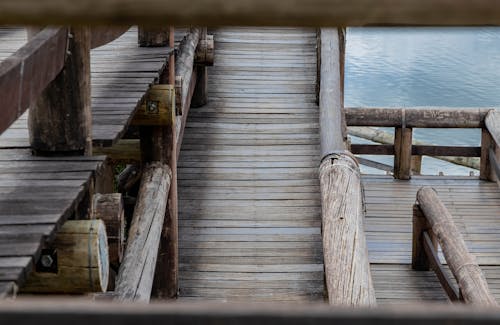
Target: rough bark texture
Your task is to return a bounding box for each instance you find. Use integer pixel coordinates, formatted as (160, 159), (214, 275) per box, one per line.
(319, 153), (376, 306)
(29, 27), (91, 155)
(417, 187), (497, 306)
(115, 163), (172, 302)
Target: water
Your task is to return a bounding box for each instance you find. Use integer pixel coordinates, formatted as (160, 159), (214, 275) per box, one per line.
(345, 27), (500, 175)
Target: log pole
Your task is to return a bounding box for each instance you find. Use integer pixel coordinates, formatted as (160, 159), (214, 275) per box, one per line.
(115, 163), (172, 302)
(28, 27), (92, 155)
(318, 28), (376, 306)
(22, 220), (109, 294)
(394, 127), (413, 180)
(416, 187), (497, 306)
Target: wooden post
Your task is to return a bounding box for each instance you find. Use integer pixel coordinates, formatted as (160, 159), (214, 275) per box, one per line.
(319, 28), (345, 156)
(29, 27), (92, 155)
(411, 155), (423, 175)
(412, 205), (436, 270)
(480, 128), (494, 181)
(318, 28), (375, 306)
(394, 127), (413, 180)
(115, 163), (172, 302)
(22, 220), (109, 294)
(138, 27), (179, 299)
(319, 153), (376, 306)
(92, 193), (126, 270)
(417, 187), (497, 306)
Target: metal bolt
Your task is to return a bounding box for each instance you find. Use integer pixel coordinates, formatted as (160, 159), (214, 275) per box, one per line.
(40, 255), (54, 268)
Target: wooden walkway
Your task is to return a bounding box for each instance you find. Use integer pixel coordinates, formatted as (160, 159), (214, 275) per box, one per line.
(0, 27), (171, 296)
(177, 27), (324, 302)
(364, 175), (500, 304)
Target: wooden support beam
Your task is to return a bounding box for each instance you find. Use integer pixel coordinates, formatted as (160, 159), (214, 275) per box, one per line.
(319, 153), (376, 306)
(131, 85), (176, 126)
(480, 129), (494, 181)
(394, 127), (413, 180)
(191, 28), (211, 108)
(319, 28), (346, 158)
(115, 163), (172, 302)
(117, 164), (143, 193)
(92, 193), (126, 270)
(0, 27), (67, 136)
(412, 205), (433, 271)
(22, 220), (109, 294)
(93, 139), (141, 163)
(346, 108), (489, 128)
(3, 1), (500, 26)
(29, 27), (92, 155)
(416, 187), (497, 306)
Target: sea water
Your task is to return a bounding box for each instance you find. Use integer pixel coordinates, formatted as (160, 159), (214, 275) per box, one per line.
(345, 27), (500, 175)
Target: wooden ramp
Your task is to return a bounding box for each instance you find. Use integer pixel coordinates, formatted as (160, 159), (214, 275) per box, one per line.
(177, 27), (324, 302)
(364, 175), (500, 305)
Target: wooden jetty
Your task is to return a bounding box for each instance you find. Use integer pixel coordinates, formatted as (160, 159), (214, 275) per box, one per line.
(2, 2), (500, 324)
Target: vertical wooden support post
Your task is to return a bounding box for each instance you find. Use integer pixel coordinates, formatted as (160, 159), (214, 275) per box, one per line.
(412, 204), (435, 270)
(394, 127), (413, 180)
(480, 128), (494, 181)
(192, 28), (209, 108)
(29, 27), (92, 155)
(318, 28), (376, 306)
(411, 156), (423, 175)
(138, 27), (178, 299)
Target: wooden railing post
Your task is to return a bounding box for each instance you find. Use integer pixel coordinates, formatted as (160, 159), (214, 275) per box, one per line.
(137, 28), (179, 299)
(412, 204), (433, 270)
(394, 126), (413, 179)
(29, 27), (92, 155)
(318, 28), (376, 306)
(480, 128), (493, 181)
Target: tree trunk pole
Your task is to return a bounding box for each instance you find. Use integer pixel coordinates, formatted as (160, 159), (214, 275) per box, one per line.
(417, 187), (497, 306)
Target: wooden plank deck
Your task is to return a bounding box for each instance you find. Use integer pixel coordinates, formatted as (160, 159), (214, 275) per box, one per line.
(0, 27), (175, 296)
(0, 26), (175, 148)
(177, 27), (324, 303)
(364, 175), (500, 304)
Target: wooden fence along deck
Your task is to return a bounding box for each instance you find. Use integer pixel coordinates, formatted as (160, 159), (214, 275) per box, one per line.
(1, 10), (500, 324)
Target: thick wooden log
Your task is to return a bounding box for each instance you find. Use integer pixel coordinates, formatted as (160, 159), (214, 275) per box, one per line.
(346, 108), (489, 128)
(115, 163), (172, 302)
(3, 1), (500, 26)
(319, 28), (345, 158)
(138, 27), (169, 47)
(319, 153), (376, 306)
(394, 127), (413, 180)
(416, 187), (497, 306)
(0, 27), (67, 136)
(176, 28), (201, 117)
(22, 220), (109, 294)
(91, 26), (129, 49)
(92, 194), (125, 269)
(349, 126), (480, 170)
(485, 110), (500, 146)
(29, 27), (92, 155)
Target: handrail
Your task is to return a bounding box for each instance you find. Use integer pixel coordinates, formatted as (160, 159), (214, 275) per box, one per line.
(0, 0), (500, 26)
(412, 187), (497, 306)
(0, 27), (67, 136)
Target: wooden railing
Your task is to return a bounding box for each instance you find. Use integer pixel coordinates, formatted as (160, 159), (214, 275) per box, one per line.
(346, 107), (497, 180)
(412, 187), (497, 305)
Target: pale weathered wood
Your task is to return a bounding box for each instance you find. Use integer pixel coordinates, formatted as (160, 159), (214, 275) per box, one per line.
(319, 28), (345, 157)
(3, 1), (500, 26)
(416, 187), (497, 306)
(22, 220), (109, 294)
(394, 127), (413, 180)
(319, 153), (376, 306)
(485, 110), (500, 146)
(115, 163), (172, 302)
(29, 27), (92, 155)
(176, 28), (201, 116)
(347, 108), (489, 128)
(92, 193), (125, 269)
(349, 126), (480, 170)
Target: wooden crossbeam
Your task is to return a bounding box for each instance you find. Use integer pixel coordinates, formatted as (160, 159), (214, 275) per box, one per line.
(0, 1), (500, 26)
